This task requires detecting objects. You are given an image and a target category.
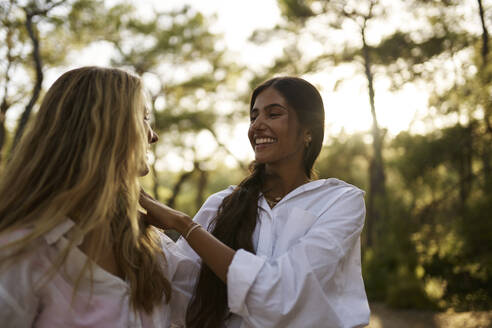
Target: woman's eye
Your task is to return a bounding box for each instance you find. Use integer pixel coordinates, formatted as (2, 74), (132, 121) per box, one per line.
(270, 113), (281, 117)
(250, 116), (257, 122)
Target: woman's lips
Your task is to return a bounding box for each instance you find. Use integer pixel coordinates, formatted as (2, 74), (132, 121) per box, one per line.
(255, 142), (276, 151)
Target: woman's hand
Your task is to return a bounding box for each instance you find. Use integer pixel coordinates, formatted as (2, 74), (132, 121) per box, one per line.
(141, 189), (235, 283)
(139, 189), (192, 234)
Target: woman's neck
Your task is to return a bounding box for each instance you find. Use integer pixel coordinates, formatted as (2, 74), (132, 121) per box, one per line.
(263, 164), (309, 199)
(78, 228), (123, 279)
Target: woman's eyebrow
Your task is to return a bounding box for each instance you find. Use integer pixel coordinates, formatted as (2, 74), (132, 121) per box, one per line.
(251, 103), (288, 112)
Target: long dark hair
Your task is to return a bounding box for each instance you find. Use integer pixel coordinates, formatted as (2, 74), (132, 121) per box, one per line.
(186, 77), (325, 327)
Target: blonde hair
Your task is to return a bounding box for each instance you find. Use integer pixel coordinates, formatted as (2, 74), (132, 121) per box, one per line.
(0, 66), (170, 312)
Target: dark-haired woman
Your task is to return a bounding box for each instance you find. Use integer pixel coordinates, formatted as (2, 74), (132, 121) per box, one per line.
(141, 77), (370, 328)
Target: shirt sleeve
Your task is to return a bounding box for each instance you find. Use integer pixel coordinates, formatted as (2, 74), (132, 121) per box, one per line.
(170, 188), (234, 325)
(227, 187), (368, 328)
(159, 232), (201, 327)
(176, 187), (234, 264)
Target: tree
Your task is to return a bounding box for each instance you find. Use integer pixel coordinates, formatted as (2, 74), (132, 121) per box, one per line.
(396, 0), (492, 309)
(105, 5), (246, 204)
(0, 0), (123, 160)
(253, 0), (490, 309)
(0, 1), (25, 162)
(254, 0), (477, 246)
(254, 0), (392, 246)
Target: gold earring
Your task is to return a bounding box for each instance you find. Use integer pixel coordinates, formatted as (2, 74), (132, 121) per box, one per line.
(305, 136), (312, 147)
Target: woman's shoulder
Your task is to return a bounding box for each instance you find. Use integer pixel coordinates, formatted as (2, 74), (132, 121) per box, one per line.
(0, 228), (53, 292)
(294, 178), (365, 215)
(208, 185), (236, 199)
(0, 220), (77, 268)
(315, 178), (364, 196)
(0, 228), (49, 256)
(0, 227), (34, 246)
(201, 185), (236, 209)
(191, 186), (236, 228)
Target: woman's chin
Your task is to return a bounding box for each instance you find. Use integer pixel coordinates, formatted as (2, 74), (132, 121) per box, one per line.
(139, 164), (150, 177)
(254, 152), (275, 164)
(254, 156), (267, 164)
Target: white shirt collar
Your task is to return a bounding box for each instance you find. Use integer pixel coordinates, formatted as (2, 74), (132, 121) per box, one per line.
(43, 218), (82, 246)
(258, 179), (330, 210)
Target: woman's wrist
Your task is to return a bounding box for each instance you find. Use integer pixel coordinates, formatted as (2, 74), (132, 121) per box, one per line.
(184, 222), (202, 239)
(174, 213), (193, 235)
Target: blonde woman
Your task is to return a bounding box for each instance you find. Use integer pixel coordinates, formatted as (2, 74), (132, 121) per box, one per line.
(0, 67), (195, 327)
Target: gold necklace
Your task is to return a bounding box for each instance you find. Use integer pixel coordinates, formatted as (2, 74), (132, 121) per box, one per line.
(265, 195), (282, 208)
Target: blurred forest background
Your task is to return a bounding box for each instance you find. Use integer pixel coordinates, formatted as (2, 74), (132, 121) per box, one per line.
(1, 0), (491, 324)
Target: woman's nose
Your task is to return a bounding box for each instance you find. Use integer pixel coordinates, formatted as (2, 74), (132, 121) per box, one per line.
(149, 129), (159, 144)
(250, 115), (265, 130)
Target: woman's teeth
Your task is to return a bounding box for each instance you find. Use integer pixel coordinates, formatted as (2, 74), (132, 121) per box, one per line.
(256, 137), (277, 145)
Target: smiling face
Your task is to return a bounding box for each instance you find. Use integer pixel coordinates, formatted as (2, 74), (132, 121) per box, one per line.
(248, 87), (309, 168)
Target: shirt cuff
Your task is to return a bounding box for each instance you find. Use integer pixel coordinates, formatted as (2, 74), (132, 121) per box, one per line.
(227, 249), (265, 315)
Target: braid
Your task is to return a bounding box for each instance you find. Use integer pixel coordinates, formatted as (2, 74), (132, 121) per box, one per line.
(186, 163), (264, 328)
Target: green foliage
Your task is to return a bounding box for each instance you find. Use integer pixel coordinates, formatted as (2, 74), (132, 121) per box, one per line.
(249, 0), (492, 312)
(278, 0), (315, 21)
(386, 274), (436, 310)
(0, 0), (122, 162)
(362, 184), (436, 309)
(416, 196), (492, 311)
(104, 3), (245, 156)
(385, 117), (492, 310)
(155, 109), (217, 133)
(148, 163), (245, 216)
(315, 132), (368, 188)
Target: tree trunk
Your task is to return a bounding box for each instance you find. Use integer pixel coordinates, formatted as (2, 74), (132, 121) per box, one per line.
(458, 125), (473, 208)
(477, 0), (492, 191)
(362, 25), (386, 247)
(207, 127), (247, 171)
(0, 4), (14, 165)
(0, 108), (7, 166)
(195, 166), (208, 211)
(0, 79), (11, 164)
(478, 0), (489, 66)
(166, 169), (195, 208)
(11, 11), (43, 152)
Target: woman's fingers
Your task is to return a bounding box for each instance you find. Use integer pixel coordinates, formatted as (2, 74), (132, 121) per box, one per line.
(138, 189), (177, 230)
(140, 189), (162, 217)
(139, 210), (170, 230)
(138, 188), (191, 233)
(140, 188), (153, 198)
(139, 188), (154, 205)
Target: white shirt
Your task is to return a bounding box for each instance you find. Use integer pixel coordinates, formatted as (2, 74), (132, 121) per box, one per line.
(0, 220), (197, 328)
(177, 178), (370, 328)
